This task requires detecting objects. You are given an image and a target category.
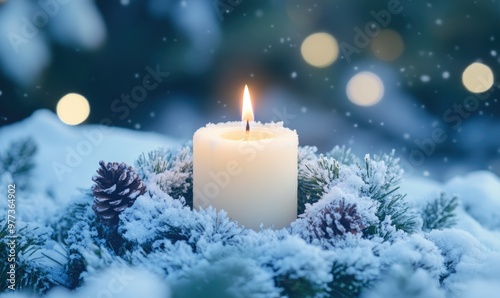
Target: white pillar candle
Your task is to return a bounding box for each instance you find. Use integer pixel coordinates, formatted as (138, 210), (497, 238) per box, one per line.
(193, 86), (298, 230)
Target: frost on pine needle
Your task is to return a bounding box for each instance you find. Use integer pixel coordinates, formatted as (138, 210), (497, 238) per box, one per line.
(0, 137), (37, 191)
(374, 193), (422, 236)
(136, 144), (193, 207)
(326, 145), (360, 166)
(65, 217), (102, 288)
(361, 153), (422, 235)
(298, 155), (341, 214)
(130, 240), (200, 277)
(0, 221), (65, 293)
(238, 229), (334, 297)
(327, 236), (381, 297)
(120, 186), (244, 254)
(298, 145), (319, 164)
(421, 193), (459, 231)
(119, 190), (192, 250)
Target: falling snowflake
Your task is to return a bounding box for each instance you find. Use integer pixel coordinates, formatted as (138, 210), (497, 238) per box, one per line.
(421, 75), (431, 83)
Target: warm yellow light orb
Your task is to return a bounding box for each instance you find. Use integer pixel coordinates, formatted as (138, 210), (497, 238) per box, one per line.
(300, 32), (339, 68)
(346, 72), (384, 106)
(462, 62), (494, 93)
(370, 29), (404, 61)
(56, 93), (90, 125)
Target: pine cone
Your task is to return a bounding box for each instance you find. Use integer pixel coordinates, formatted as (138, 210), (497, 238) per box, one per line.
(92, 161), (146, 225)
(312, 199), (365, 239)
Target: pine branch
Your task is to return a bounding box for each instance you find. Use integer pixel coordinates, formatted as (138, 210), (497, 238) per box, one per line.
(421, 193), (459, 231)
(298, 155), (340, 215)
(0, 222), (63, 294)
(361, 152), (402, 203)
(375, 194), (422, 236)
(275, 274), (324, 298)
(0, 137), (37, 190)
(136, 144), (193, 207)
(52, 195), (92, 243)
(326, 145), (360, 166)
(361, 153), (421, 236)
(329, 262), (373, 298)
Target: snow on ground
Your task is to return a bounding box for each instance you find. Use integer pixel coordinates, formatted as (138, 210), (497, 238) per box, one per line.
(0, 110), (177, 222)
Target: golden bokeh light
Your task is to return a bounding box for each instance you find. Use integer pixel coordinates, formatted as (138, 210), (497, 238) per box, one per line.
(300, 32), (339, 68)
(346, 72), (384, 106)
(56, 93), (90, 125)
(462, 62), (494, 93)
(370, 29), (404, 61)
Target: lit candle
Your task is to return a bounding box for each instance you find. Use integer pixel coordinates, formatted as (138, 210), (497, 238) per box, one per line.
(193, 85), (298, 230)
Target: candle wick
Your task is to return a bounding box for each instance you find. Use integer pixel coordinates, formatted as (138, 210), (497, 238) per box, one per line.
(246, 120), (250, 132)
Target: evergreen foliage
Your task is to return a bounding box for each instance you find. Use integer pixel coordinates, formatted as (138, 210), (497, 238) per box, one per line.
(2, 144), (476, 298)
(360, 153), (422, 236)
(0, 222), (64, 294)
(0, 137), (37, 190)
(136, 144), (193, 207)
(298, 154), (340, 215)
(326, 145), (360, 166)
(421, 193), (459, 231)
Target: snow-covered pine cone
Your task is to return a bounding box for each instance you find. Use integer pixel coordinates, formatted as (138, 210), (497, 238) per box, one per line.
(312, 199), (365, 239)
(91, 161), (146, 225)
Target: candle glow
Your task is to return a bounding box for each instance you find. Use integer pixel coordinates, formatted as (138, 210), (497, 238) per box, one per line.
(242, 85), (254, 123)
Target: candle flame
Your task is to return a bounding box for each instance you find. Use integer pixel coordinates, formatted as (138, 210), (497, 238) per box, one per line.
(242, 85), (254, 123)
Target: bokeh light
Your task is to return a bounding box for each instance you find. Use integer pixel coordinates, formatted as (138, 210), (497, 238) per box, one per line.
(462, 62), (494, 93)
(56, 93), (90, 125)
(370, 29), (404, 61)
(300, 32), (339, 68)
(346, 72), (384, 106)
